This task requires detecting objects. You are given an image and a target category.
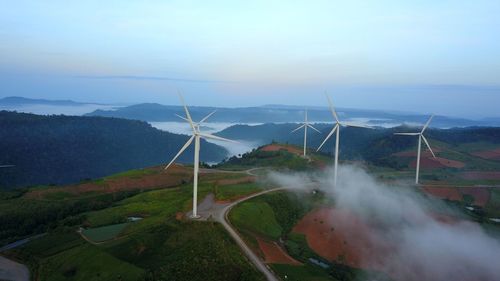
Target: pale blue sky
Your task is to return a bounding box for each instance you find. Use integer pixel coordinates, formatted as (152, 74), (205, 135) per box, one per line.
(1, 1), (499, 117)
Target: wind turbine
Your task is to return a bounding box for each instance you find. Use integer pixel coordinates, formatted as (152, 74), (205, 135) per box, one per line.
(291, 109), (320, 157)
(316, 93), (370, 187)
(394, 115), (436, 185)
(165, 93), (237, 218)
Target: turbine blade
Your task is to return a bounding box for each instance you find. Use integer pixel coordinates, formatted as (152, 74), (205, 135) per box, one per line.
(325, 92), (340, 123)
(175, 114), (190, 123)
(0, 165), (14, 168)
(307, 124), (321, 133)
(342, 122), (372, 129)
(165, 135), (195, 170)
(177, 91), (196, 132)
(421, 114), (434, 134)
(199, 133), (239, 144)
(394, 132), (420, 136)
(317, 124), (338, 151)
(305, 109), (308, 123)
(421, 135), (436, 158)
(199, 110), (217, 124)
(291, 124), (305, 133)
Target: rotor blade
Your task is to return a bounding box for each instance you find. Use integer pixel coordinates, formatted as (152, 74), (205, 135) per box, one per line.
(317, 124), (338, 152)
(325, 92), (339, 123)
(0, 165), (14, 168)
(175, 114), (190, 123)
(421, 135), (436, 158)
(307, 124), (321, 133)
(291, 124), (305, 133)
(165, 135), (195, 170)
(199, 110), (217, 124)
(199, 133), (240, 144)
(305, 109), (308, 123)
(342, 122), (372, 129)
(177, 91), (196, 132)
(421, 114), (434, 134)
(394, 132), (420, 136)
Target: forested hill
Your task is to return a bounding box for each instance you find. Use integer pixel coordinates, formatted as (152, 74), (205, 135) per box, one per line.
(216, 123), (500, 161)
(0, 111), (227, 189)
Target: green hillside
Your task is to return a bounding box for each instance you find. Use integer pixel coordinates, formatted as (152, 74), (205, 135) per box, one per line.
(0, 111), (227, 189)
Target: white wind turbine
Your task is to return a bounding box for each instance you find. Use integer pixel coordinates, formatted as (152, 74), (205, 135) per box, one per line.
(394, 115), (436, 185)
(291, 109), (321, 157)
(317, 94), (370, 187)
(165, 93), (238, 218)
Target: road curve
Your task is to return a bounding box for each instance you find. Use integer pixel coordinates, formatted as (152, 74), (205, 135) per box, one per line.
(214, 187), (285, 281)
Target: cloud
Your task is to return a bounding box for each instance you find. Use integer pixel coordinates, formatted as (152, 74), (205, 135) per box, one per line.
(266, 165), (500, 281)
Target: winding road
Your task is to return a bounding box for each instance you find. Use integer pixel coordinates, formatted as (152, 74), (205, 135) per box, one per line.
(194, 187), (284, 281)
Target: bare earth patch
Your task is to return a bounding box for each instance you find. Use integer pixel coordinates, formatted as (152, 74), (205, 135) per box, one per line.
(470, 148), (500, 160)
(24, 164), (192, 200)
(256, 237), (301, 265)
(410, 157), (465, 169)
(422, 186), (463, 201)
(459, 187), (490, 206)
(261, 144), (302, 155)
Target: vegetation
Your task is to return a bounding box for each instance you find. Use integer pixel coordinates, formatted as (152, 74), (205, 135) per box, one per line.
(0, 111), (226, 188)
(218, 145), (309, 171)
(82, 223), (130, 243)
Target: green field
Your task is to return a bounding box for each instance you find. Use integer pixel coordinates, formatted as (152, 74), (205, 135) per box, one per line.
(82, 223), (129, 243)
(215, 182), (263, 201)
(230, 200), (283, 239)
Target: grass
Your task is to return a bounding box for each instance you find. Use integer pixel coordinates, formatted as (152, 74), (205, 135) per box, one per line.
(104, 168), (159, 180)
(103, 220), (265, 281)
(215, 182), (263, 201)
(82, 223), (129, 243)
(230, 201), (283, 239)
(38, 243), (145, 281)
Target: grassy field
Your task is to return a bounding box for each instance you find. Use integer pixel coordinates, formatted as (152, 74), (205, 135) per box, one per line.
(82, 223), (129, 243)
(215, 182), (263, 201)
(230, 200), (283, 239)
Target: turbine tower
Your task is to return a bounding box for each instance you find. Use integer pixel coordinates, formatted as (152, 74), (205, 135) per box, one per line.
(291, 109), (320, 157)
(165, 93), (237, 218)
(394, 115), (436, 185)
(317, 93), (369, 187)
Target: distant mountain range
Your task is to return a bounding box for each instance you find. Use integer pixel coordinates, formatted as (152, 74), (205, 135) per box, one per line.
(2, 96), (500, 127)
(86, 103), (500, 128)
(0, 111), (227, 189)
(0, 96), (95, 106)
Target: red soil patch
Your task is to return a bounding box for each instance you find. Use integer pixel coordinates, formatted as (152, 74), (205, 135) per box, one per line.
(459, 187), (490, 206)
(24, 164), (192, 200)
(422, 187), (463, 201)
(293, 207), (391, 270)
(261, 144), (302, 155)
(256, 237), (301, 265)
(461, 171), (500, 180)
(471, 148), (500, 160)
(409, 157), (465, 169)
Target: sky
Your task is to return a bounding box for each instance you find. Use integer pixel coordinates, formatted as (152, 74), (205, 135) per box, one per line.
(1, 1), (499, 118)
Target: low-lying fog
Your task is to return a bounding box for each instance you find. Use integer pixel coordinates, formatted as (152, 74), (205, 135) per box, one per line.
(150, 121), (262, 158)
(267, 165), (500, 281)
